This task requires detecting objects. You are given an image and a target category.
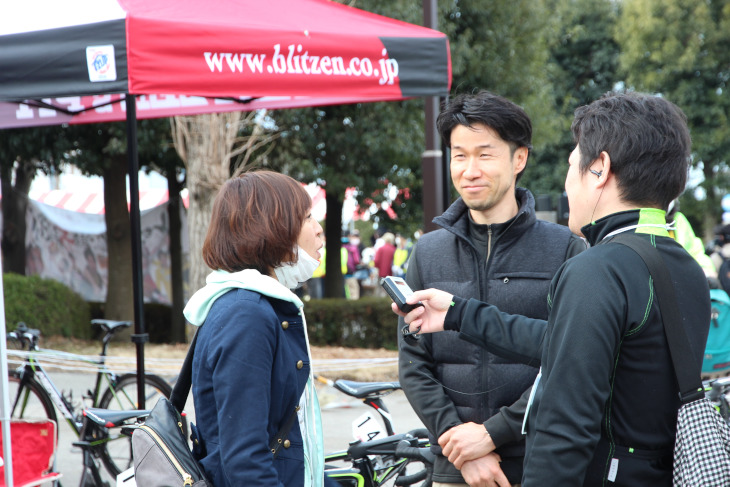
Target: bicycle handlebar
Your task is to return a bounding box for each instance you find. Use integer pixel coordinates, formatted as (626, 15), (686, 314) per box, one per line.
(7, 322), (41, 350)
(394, 440), (435, 464)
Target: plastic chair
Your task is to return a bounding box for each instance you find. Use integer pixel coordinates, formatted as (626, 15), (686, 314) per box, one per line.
(0, 420), (61, 487)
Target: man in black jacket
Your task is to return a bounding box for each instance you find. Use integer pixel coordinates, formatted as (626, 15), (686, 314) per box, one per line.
(396, 92), (711, 486)
(398, 91), (585, 486)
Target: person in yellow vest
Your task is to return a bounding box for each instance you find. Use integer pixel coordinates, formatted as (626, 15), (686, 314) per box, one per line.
(341, 243), (353, 299)
(667, 199), (717, 278)
(392, 234), (410, 277)
(308, 237), (327, 299)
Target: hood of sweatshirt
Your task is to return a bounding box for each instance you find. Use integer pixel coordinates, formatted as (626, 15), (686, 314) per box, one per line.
(183, 268), (303, 326)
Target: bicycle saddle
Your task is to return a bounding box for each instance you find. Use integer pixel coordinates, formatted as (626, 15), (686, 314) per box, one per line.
(84, 408), (150, 428)
(334, 380), (401, 399)
(91, 319), (132, 333)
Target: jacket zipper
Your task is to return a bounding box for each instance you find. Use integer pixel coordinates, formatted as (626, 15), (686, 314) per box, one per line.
(486, 225), (493, 261)
(139, 424), (194, 486)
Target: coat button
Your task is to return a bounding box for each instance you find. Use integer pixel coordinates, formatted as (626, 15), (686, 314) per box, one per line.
(503, 277), (509, 284)
(281, 321), (289, 330)
(296, 360), (304, 369)
(283, 439), (291, 448)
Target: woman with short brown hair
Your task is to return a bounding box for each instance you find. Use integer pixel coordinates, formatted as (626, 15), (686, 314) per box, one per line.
(184, 170), (328, 487)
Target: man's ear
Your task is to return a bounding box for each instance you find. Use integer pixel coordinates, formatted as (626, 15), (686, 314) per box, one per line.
(593, 151), (611, 187)
(513, 146), (529, 175)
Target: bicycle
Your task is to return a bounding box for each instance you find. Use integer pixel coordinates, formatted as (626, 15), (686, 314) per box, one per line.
(5, 320), (174, 478)
(318, 377), (434, 487)
(705, 375), (730, 423)
(76, 407), (150, 487)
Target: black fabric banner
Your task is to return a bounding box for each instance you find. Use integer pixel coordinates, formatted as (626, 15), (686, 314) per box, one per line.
(379, 36), (450, 98)
(0, 19), (128, 101)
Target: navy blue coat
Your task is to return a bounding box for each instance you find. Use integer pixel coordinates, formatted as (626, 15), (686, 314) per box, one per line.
(192, 288), (310, 487)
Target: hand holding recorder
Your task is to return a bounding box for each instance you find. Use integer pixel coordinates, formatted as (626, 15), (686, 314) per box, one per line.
(382, 277), (453, 335)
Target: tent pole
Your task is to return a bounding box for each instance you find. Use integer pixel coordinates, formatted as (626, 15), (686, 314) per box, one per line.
(125, 94), (149, 409)
(422, 0), (447, 233)
(0, 253), (14, 487)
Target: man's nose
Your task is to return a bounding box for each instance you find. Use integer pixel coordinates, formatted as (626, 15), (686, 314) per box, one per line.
(463, 158), (481, 178)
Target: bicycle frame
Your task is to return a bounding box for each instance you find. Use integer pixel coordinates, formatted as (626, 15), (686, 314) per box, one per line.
(325, 433), (430, 487)
(13, 348), (123, 434)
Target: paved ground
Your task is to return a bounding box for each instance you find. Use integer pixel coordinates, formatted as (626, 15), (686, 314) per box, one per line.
(41, 370), (423, 486)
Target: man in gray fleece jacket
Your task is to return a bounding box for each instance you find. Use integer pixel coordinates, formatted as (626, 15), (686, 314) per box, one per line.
(398, 91), (584, 486)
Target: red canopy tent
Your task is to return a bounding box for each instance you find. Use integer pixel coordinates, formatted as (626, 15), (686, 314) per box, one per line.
(0, 1), (450, 478)
(0, 0), (450, 124)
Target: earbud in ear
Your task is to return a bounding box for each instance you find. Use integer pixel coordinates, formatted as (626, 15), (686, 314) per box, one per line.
(589, 169), (603, 177)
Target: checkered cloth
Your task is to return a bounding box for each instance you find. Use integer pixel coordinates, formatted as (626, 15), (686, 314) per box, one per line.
(674, 398), (730, 486)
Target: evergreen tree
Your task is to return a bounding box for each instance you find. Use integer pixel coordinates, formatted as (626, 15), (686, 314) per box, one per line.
(616, 0), (730, 237)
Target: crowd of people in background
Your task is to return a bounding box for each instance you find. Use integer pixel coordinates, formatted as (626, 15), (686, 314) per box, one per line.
(299, 228), (420, 300)
(299, 204), (730, 303)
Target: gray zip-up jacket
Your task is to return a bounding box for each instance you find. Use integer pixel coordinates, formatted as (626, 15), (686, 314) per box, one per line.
(398, 188), (584, 483)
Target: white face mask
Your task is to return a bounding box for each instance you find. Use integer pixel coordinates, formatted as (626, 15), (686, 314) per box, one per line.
(274, 246), (320, 290)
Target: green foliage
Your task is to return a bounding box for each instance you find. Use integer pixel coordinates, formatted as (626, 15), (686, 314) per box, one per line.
(3, 274), (91, 339)
(525, 0), (622, 197)
(616, 0), (730, 230)
(265, 99), (426, 296)
(442, 0), (561, 167)
(137, 118), (186, 182)
(0, 125), (71, 178)
(90, 297), (400, 348)
(305, 297), (399, 350)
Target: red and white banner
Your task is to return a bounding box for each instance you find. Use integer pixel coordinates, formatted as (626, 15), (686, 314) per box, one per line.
(30, 188), (188, 214)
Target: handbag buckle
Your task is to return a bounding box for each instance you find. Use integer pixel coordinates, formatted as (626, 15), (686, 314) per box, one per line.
(679, 387), (704, 404)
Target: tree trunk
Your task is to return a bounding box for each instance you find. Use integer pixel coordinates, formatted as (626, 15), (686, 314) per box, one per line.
(187, 179), (217, 294)
(167, 172), (186, 343)
(173, 113), (242, 296)
(171, 112), (276, 309)
(324, 191), (345, 298)
(103, 155), (134, 321)
(703, 162), (718, 242)
(1, 162), (33, 275)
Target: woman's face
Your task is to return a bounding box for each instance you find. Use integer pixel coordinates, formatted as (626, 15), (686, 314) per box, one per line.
(298, 205), (324, 261)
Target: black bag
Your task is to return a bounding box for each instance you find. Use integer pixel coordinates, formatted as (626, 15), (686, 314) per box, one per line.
(132, 331), (213, 487)
(131, 330), (299, 486)
(612, 234), (730, 486)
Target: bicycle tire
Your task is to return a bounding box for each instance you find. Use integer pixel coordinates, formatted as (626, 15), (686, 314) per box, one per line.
(97, 373), (174, 477)
(6, 371), (58, 426)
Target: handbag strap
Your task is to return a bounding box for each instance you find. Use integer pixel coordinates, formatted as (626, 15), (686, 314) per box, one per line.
(611, 234), (705, 403)
(169, 330), (199, 413)
(168, 327), (300, 457)
(269, 407), (299, 457)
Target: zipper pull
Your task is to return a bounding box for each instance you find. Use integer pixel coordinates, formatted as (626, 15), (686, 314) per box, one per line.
(183, 474), (193, 486)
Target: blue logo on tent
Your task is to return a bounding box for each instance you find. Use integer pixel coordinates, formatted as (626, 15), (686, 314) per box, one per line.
(93, 53), (110, 74)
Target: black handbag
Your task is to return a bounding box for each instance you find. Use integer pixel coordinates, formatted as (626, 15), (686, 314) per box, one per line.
(132, 331), (212, 487)
(612, 234), (730, 486)
(132, 329), (299, 486)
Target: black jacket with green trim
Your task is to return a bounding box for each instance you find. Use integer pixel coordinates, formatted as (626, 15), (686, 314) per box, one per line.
(445, 209), (711, 486)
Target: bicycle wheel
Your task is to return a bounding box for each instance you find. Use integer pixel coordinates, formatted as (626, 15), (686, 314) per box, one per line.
(97, 373), (173, 477)
(6, 371), (58, 424)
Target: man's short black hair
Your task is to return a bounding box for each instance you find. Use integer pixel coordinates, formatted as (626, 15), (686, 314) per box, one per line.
(437, 91), (533, 181)
(571, 91), (690, 211)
